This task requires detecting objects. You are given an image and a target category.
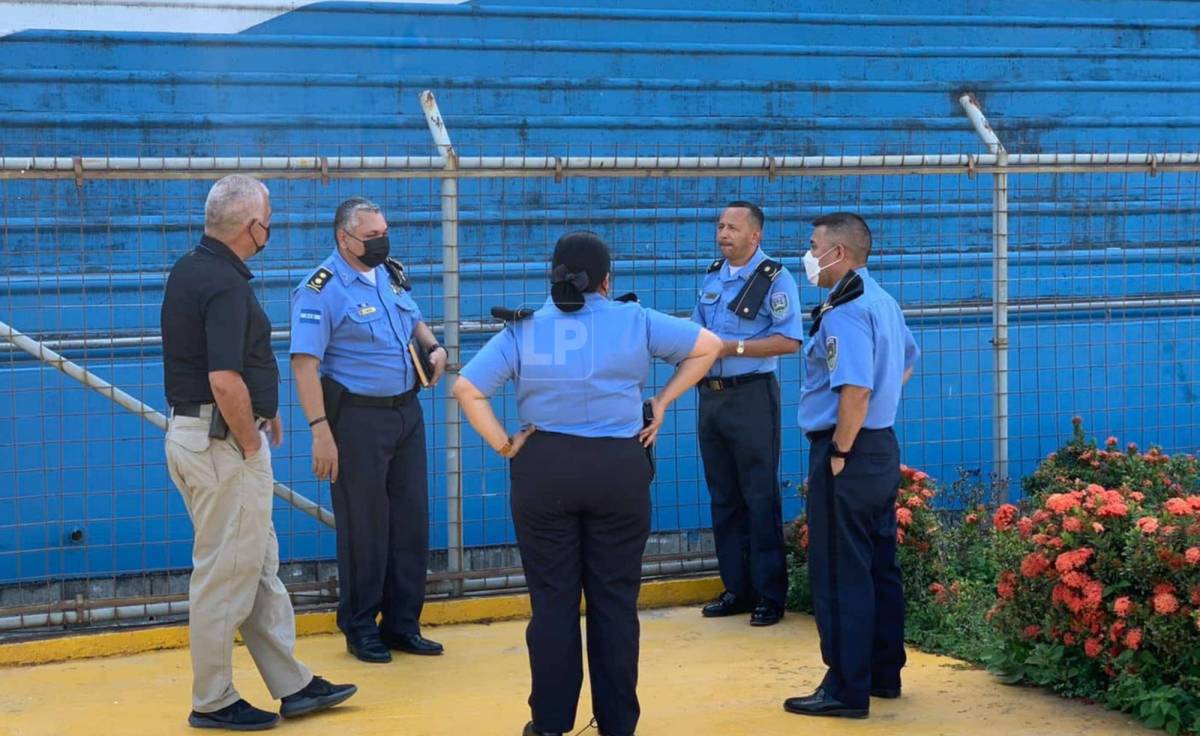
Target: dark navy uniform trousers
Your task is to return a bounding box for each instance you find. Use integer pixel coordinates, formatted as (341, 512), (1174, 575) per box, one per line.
(510, 431), (653, 736)
(806, 427), (907, 708)
(330, 397), (429, 640)
(697, 374), (788, 606)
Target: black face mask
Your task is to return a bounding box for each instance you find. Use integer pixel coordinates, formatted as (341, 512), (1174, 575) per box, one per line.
(250, 220), (270, 254)
(345, 231), (390, 268)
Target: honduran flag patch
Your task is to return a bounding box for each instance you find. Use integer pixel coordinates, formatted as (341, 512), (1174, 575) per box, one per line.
(299, 309), (321, 324)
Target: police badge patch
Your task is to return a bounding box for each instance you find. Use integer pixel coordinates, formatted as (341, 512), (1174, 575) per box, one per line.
(826, 335), (838, 371)
(769, 291), (789, 318)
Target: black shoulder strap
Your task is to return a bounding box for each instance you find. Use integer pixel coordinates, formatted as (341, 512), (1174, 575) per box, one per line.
(490, 306), (535, 322)
(707, 258), (725, 274)
(808, 271), (865, 336)
(305, 267), (334, 293)
(726, 258), (783, 320)
(383, 257), (411, 292)
(614, 292), (639, 303)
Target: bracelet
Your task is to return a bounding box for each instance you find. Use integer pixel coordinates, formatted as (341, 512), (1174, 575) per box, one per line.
(309, 416), (328, 428)
(429, 343), (444, 354)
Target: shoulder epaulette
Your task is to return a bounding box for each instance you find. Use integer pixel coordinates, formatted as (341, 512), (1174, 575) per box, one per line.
(615, 292), (639, 303)
(305, 267), (333, 293)
(727, 258), (784, 319)
(707, 258), (725, 274)
(383, 257), (411, 292)
(807, 271), (865, 337)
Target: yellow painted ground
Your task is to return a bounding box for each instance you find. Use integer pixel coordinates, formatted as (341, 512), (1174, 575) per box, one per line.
(0, 605), (1150, 736)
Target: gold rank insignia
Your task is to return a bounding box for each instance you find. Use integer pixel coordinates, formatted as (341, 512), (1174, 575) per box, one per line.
(306, 267), (333, 293)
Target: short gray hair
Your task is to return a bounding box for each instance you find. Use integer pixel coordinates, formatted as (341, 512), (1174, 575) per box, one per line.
(204, 174), (268, 237)
(333, 197), (382, 239)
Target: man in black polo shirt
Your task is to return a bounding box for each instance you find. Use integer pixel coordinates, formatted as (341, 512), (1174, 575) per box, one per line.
(162, 174), (355, 731)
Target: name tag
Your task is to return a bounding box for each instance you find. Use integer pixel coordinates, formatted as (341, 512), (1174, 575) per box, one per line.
(357, 304), (377, 316)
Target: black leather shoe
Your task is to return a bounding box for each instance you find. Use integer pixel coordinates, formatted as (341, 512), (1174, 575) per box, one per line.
(346, 635), (392, 663)
(783, 687), (868, 718)
(280, 675), (358, 719)
(871, 686), (901, 699)
(749, 600), (784, 626)
(522, 721), (563, 736)
(701, 591), (755, 617)
(188, 699), (279, 730)
(380, 631), (444, 656)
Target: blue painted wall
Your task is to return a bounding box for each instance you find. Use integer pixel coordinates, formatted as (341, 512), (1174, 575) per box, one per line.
(2, 1), (1199, 582)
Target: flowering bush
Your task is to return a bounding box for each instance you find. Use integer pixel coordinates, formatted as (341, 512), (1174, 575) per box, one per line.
(786, 418), (1200, 734)
(987, 420), (1200, 735)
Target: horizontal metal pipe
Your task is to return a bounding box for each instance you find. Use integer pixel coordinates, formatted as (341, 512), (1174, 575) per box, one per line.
(0, 557), (719, 632)
(3, 152), (1199, 179)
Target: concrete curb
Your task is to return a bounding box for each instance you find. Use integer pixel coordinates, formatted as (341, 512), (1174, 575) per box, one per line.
(0, 575), (723, 667)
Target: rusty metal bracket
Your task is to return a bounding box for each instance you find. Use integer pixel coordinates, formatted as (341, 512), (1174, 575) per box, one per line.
(966, 154), (977, 180)
(554, 156), (564, 183)
(319, 156), (330, 185)
(1148, 153), (1159, 178)
(72, 157), (83, 188)
(767, 155), (777, 182)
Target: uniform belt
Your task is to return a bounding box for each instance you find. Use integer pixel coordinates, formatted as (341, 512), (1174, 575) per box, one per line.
(342, 387), (418, 408)
(806, 428), (835, 442)
(698, 372), (772, 392)
(170, 403), (213, 418)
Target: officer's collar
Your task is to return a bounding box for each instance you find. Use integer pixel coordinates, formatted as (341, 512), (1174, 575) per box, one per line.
(722, 246), (766, 281)
(197, 234), (252, 280)
(331, 248), (379, 286)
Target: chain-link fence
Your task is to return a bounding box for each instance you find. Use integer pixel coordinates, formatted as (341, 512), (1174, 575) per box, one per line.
(2, 134), (1198, 637)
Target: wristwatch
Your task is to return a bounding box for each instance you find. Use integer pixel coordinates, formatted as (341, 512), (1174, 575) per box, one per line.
(831, 441), (852, 459)
(735, 339), (746, 356)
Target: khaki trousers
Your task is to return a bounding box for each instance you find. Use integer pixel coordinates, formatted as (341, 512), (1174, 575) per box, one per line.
(165, 412), (311, 713)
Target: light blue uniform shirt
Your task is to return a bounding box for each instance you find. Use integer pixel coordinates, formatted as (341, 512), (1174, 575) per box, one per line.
(289, 249), (423, 396)
(691, 247), (803, 377)
(798, 267), (920, 433)
(460, 293), (702, 438)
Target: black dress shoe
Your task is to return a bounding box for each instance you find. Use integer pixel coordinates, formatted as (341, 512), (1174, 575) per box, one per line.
(783, 687), (869, 718)
(871, 685), (901, 699)
(346, 635), (392, 663)
(188, 699), (279, 730)
(749, 600), (784, 626)
(380, 631), (444, 656)
(522, 720), (563, 736)
(701, 591), (755, 617)
(280, 675), (358, 719)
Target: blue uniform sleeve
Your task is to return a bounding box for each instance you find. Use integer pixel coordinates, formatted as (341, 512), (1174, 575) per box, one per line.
(289, 284), (334, 359)
(765, 269), (804, 340)
(903, 322), (920, 373)
(822, 308), (875, 391)
(459, 327), (519, 398)
(645, 308), (702, 364)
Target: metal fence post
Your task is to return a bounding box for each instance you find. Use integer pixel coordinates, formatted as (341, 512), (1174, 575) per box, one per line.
(959, 93), (1011, 502)
(419, 90), (465, 595)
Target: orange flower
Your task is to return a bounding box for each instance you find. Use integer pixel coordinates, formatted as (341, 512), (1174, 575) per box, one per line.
(1153, 592), (1180, 615)
(993, 504), (1019, 531)
(1186, 547), (1200, 565)
(1130, 491), (1145, 503)
(996, 572), (1016, 600)
(1136, 517), (1159, 534)
(1124, 629), (1143, 650)
(965, 513), (979, 525)
(895, 507), (913, 527)
(1084, 638), (1103, 658)
(1020, 552), (1051, 579)
(1092, 522), (1105, 534)
(1113, 596), (1133, 617)
(1054, 548), (1094, 573)
(1062, 632), (1077, 646)
(1018, 517), (1035, 537)
(1164, 497), (1192, 516)
(1046, 493), (1083, 515)
(1023, 625), (1040, 639)
(1063, 517), (1083, 533)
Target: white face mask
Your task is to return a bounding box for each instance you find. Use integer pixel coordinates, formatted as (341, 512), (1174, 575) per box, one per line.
(802, 248), (842, 286)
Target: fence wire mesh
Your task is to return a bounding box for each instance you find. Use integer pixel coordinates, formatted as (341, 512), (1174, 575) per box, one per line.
(1, 142), (1197, 636)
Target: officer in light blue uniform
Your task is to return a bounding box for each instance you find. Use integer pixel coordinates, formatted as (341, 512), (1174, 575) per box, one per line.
(692, 201), (803, 627)
(290, 198), (446, 664)
(453, 232), (721, 736)
(786, 212), (920, 720)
